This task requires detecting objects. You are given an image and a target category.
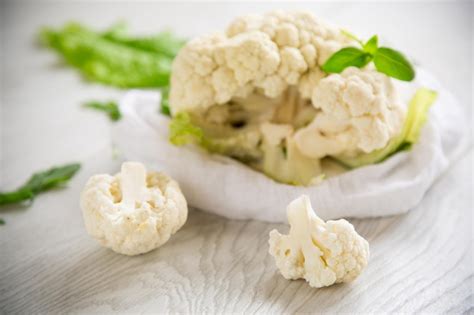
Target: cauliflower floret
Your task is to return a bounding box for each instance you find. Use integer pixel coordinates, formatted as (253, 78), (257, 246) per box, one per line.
(170, 11), (353, 114)
(269, 195), (369, 288)
(81, 162), (187, 256)
(294, 67), (405, 158)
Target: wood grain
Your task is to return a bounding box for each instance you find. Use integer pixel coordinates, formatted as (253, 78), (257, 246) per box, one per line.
(0, 150), (472, 314)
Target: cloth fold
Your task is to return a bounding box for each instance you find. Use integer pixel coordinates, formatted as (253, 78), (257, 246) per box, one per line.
(111, 68), (467, 222)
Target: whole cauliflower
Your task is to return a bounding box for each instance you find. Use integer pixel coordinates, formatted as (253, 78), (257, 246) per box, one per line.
(81, 162), (187, 256)
(269, 195), (369, 288)
(168, 11), (409, 186)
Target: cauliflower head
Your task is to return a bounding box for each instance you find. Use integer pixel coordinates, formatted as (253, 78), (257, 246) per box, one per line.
(269, 195), (369, 288)
(168, 11), (417, 186)
(81, 162), (187, 256)
(170, 11), (352, 114)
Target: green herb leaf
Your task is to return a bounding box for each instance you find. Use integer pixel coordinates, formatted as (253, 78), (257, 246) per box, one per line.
(373, 47), (415, 81)
(40, 23), (185, 88)
(331, 32), (415, 81)
(0, 163), (81, 206)
(322, 47), (372, 73)
(0, 218), (5, 225)
(160, 87), (171, 116)
(363, 35), (378, 55)
(84, 100), (121, 121)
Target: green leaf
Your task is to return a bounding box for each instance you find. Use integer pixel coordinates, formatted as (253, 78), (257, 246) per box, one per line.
(333, 88), (436, 168)
(363, 35), (378, 55)
(0, 218), (5, 225)
(373, 47), (415, 81)
(0, 189), (34, 205)
(400, 89), (437, 143)
(0, 163), (81, 206)
(40, 23), (179, 88)
(169, 112), (204, 146)
(322, 47), (372, 73)
(330, 32), (415, 81)
(84, 100), (121, 121)
(168, 113), (262, 162)
(160, 87), (171, 116)
(104, 29), (186, 59)
(24, 164), (81, 193)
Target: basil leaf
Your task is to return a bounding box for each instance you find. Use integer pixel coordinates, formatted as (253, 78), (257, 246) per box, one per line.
(322, 47), (372, 73)
(0, 163), (81, 206)
(373, 47), (415, 81)
(84, 100), (121, 121)
(363, 35), (378, 55)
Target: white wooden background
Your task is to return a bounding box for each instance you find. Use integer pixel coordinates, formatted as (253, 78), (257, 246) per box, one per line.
(0, 1), (472, 313)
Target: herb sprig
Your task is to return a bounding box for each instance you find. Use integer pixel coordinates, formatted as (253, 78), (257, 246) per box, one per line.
(0, 163), (81, 206)
(322, 31), (415, 81)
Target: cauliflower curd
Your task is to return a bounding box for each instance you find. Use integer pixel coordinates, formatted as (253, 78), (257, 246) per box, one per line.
(169, 11), (408, 185)
(269, 195), (369, 288)
(81, 162), (188, 255)
(294, 67), (405, 158)
(170, 11), (352, 112)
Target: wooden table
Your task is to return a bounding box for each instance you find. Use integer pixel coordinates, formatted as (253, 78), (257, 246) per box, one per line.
(1, 2), (472, 313)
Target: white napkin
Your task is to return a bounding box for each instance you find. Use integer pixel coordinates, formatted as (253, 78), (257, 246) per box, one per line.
(111, 68), (468, 222)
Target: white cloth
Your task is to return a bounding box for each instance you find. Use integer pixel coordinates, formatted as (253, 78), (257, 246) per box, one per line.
(111, 68), (468, 222)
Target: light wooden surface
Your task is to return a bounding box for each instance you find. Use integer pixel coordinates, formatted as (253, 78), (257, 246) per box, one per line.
(0, 1), (472, 314)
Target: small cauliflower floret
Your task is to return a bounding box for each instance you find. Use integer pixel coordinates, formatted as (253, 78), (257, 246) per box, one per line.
(81, 162), (187, 256)
(294, 67), (405, 158)
(269, 195), (369, 288)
